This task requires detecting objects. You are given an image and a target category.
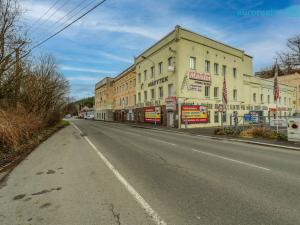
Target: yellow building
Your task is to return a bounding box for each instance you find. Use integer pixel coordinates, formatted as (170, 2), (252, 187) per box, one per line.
(113, 66), (136, 121)
(271, 73), (300, 113)
(134, 25), (296, 128)
(94, 77), (114, 121)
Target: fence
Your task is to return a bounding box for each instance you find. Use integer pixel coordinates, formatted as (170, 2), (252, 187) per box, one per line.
(228, 115), (292, 134)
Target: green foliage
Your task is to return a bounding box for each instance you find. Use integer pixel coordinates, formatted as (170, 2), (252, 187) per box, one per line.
(75, 97), (94, 108)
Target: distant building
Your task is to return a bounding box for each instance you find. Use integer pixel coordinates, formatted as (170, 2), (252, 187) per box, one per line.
(267, 72), (300, 113)
(113, 65), (136, 122)
(94, 77), (114, 121)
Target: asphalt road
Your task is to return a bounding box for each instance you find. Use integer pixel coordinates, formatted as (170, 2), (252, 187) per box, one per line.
(1, 119), (300, 225)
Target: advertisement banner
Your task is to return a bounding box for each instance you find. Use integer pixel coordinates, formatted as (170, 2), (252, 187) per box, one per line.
(270, 118), (287, 127)
(165, 97), (177, 111)
(144, 107), (161, 123)
(181, 105), (208, 124)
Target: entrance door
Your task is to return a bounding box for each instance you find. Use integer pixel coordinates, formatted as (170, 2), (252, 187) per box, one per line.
(168, 112), (174, 127)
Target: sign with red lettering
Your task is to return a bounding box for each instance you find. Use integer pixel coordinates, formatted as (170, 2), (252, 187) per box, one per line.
(144, 107), (161, 123)
(181, 105), (208, 124)
(188, 71), (211, 83)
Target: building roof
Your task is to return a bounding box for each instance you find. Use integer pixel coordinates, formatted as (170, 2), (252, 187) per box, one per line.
(95, 77), (114, 89)
(135, 25), (252, 61)
(114, 65), (135, 82)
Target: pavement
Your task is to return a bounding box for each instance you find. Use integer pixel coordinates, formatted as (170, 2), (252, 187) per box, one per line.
(1, 119), (300, 225)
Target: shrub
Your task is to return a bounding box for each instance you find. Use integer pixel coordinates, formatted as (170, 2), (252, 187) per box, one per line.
(240, 127), (278, 139)
(0, 105), (44, 150)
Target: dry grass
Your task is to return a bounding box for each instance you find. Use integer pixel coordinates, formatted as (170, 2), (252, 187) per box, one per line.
(0, 105), (45, 150)
(239, 127), (278, 139)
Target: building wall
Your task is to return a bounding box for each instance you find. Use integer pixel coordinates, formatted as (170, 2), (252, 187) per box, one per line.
(94, 78), (114, 121)
(134, 26), (297, 128)
(275, 73), (300, 113)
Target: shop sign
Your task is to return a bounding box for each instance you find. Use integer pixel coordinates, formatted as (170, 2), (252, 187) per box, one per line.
(188, 84), (202, 92)
(148, 77), (168, 87)
(144, 107), (161, 123)
(181, 105), (208, 124)
(244, 114), (252, 122)
(188, 71), (211, 83)
(165, 97), (177, 111)
(270, 118), (287, 127)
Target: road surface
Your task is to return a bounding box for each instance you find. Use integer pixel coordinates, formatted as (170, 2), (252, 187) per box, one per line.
(1, 119), (300, 225)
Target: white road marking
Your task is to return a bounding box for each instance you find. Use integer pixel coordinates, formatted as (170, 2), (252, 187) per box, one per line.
(72, 123), (167, 225)
(148, 137), (177, 146)
(191, 148), (270, 171)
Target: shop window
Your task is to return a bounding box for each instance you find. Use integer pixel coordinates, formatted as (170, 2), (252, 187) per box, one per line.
(189, 57), (196, 70)
(214, 111), (219, 123)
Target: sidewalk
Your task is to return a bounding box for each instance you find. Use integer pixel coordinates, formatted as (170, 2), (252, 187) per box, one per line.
(127, 122), (300, 151)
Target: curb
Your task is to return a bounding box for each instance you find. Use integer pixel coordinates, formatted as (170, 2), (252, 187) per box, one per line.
(130, 125), (300, 151)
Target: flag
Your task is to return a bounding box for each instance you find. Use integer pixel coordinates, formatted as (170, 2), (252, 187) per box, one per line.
(274, 63), (280, 101)
(222, 75), (228, 105)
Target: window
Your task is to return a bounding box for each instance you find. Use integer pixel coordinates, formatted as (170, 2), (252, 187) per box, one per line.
(222, 112), (226, 122)
(289, 98), (291, 106)
(168, 57), (173, 67)
(205, 86), (210, 97)
(138, 92), (141, 103)
(159, 87), (163, 98)
(253, 93), (256, 103)
(144, 91), (147, 102)
(144, 70), (147, 81)
(151, 89), (155, 99)
(133, 79), (136, 87)
(214, 111), (219, 123)
(284, 97), (287, 104)
(267, 95), (270, 104)
(233, 68), (237, 78)
(222, 65), (226, 76)
(205, 60), (210, 73)
(190, 57), (196, 70)
(126, 83), (128, 90)
(119, 98), (121, 106)
(158, 62), (163, 74)
(261, 94), (263, 103)
(214, 87), (219, 98)
(138, 73), (141, 83)
(134, 95), (136, 105)
(214, 63), (219, 75)
(151, 66), (155, 78)
(168, 84), (174, 96)
(233, 89), (237, 101)
(126, 97), (128, 106)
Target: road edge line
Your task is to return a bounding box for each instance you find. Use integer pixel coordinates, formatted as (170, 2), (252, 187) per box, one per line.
(71, 123), (167, 225)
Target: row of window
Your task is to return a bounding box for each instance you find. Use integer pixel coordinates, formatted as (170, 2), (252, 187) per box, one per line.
(115, 79), (136, 93)
(137, 84), (174, 103)
(138, 57), (174, 83)
(190, 57), (237, 77)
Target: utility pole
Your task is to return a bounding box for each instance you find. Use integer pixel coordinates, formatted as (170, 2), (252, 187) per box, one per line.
(14, 47), (21, 102)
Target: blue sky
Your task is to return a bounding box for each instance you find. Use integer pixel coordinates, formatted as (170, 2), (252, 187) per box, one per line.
(20, 0), (300, 99)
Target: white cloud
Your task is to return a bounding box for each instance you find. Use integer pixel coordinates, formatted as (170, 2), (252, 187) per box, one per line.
(67, 76), (100, 82)
(60, 66), (115, 74)
(98, 52), (133, 64)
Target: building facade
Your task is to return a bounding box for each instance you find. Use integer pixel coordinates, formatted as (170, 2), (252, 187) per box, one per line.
(113, 66), (136, 122)
(270, 73), (300, 113)
(94, 77), (114, 121)
(134, 25), (296, 128)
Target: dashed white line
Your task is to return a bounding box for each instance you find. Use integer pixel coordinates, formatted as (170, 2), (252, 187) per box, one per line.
(148, 137), (177, 146)
(72, 123), (167, 225)
(191, 148), (270, 171)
